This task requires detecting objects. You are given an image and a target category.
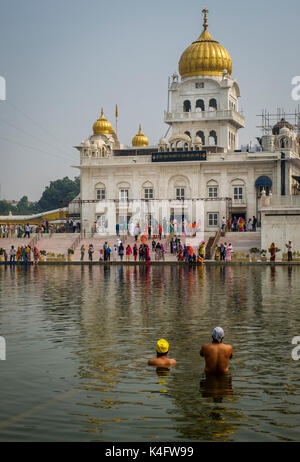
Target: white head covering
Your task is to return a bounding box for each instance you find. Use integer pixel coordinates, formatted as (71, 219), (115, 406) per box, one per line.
(212, 327), (224, 343)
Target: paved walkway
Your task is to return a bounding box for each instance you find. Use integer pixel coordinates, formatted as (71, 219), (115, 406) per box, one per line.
(0, 230), (262, 262)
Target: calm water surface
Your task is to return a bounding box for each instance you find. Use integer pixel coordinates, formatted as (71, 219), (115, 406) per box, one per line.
(0, 264), (299, 442)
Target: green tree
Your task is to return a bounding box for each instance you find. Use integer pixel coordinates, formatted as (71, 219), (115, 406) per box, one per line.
(0, 200), (13, 215)
(38, 176), (80, 212)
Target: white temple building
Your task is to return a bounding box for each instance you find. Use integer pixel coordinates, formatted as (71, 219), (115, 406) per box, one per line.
(73, 8), (300, 237)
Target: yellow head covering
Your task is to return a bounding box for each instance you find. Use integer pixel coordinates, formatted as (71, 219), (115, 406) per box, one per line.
(156, 339), (169, 354)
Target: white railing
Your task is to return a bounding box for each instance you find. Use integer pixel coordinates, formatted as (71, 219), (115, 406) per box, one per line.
(232, 198), (247, 206)
(164, 109), (245, 126)
(267, 195), (300, 208)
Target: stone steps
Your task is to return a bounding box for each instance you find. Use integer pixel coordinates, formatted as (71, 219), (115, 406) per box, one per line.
(219, 231), (261, 253)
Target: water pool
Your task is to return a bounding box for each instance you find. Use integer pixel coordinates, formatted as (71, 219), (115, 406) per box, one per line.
(0, 264), (299, 441)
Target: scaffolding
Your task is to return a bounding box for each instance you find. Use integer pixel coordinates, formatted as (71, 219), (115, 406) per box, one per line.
(257, 107), (300, 136)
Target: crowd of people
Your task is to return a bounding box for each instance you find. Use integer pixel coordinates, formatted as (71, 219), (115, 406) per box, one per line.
(2, 245), (41, 265)
(222, 216), (258, 233)
(78, 238), (208, 264)
(215, 242), (234, 261)
(82, 239), (166, 263)
(114, 219), (201, 239)
(0, 219), (81, 239)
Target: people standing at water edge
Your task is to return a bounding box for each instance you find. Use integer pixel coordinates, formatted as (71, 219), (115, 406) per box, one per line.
(286, 241), (293, 262)
(133, 244), (138, 262)
(80, 245), (85, 261)
(23, 245), (30, 264)
(88, 245), (94, 261)
(126, 245), (132, 261)
(200, 327), (233, 375)
(198, 241), (205, 260)
(119, 243), (124, 261)
(226, 243), (233, 261)
(148, 339), (176, 368)
(112, 244), (118, 261)
(269, 243), (276, 262)
(219, 243), (226, 261)
(33, 246), (40, 265)
(9, 246), (16, 265)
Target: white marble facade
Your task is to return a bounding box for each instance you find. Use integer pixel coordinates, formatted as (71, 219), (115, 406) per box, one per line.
(74, 14), (300, 237)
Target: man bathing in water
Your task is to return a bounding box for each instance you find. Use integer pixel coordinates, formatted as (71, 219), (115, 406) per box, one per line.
(148, 339), (176, 368)
(200, 327), (233, 374)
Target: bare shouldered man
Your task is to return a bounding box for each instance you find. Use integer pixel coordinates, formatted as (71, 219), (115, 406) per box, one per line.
(148, 339), (176, 368)
(200, 327), (233, 375)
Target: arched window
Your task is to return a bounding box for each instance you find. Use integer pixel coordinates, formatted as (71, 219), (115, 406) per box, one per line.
(183, 100), (191, 112)
(196, 99), (205, 112)
(209, 130), (217, 146)
(185, 131), (191, 139)
(207, 180), (219, 198)
(95, 182), (106, 201)
(196, 131), (205, 145)
(209, 98), (217, 111)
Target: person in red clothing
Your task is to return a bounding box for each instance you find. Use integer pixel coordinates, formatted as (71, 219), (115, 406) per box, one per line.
(126, 245), (132, 262)
(159, 224), (162, 240)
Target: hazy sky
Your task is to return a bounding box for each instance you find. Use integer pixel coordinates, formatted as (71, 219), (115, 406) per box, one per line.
(0, 0), (299, 201)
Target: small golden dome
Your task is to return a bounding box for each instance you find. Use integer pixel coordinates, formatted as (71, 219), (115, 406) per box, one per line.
(93, 108), (113, 135)
(179, 8), (232, 78)
(132, 124), (149, 147)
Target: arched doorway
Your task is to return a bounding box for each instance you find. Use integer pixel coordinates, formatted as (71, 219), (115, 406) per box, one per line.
(255, 176), (272, 226)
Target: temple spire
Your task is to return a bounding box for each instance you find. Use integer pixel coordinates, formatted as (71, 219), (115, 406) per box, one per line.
(202, 6), (209, 30)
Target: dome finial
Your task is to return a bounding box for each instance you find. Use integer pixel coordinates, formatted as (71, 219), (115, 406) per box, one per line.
(202, 6), (209, 30)
(101, 107), (104, 117)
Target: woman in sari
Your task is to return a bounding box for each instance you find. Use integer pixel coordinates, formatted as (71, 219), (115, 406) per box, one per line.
(16, 246), (21, 262)
(33, 247), (40, 265)
(177, 245), (183, 262)
(269, 243), (276, 262)
(145, 245), (151, 263)
(226, 243), (233, 261)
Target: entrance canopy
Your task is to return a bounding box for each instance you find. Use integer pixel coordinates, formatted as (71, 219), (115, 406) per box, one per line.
(255, 176), (272, 188)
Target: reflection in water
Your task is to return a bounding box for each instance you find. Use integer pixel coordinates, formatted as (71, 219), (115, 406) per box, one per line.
(200, 374), (233, 403)
(0, 265), (300, 442)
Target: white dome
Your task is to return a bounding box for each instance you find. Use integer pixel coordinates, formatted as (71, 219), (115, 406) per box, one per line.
(194, 136), (203, 144)
(96, 139), (106, 147)
(169, 133), (191, 144)
(159, 137), (167, 145)
(280, 127), (291, 136)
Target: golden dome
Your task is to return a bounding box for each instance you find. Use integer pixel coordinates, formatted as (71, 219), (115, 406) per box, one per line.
(179, 7), (232, 78)
(93, 108), (113, 135)
(132, 124), (149, 147)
